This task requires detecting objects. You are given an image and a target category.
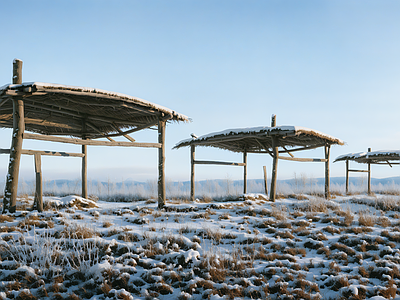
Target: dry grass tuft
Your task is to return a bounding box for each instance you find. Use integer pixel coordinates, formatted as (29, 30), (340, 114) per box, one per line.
(0, 215), (15, 222)
(294, 198), (330, 213)
(358, 212), (376, 227)
(269, 205), (287, 221)
(102, 221), (113, 228)
(377, 216), (391, 227)
(70, 198), (98, 209)
(59, 224), (99, 239)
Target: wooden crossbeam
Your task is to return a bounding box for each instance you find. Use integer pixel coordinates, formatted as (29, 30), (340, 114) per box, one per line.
(254, 139), (274, 157)
(348, 169), (369, 173)
(0, 148), (85, 157)
(23, 132), (162, 148)
(282, 146), (294, 157)
(194, 160), (246, 166)
(278, 156), (328, 162)
(86, 121), (115, 142)
(0, 98), (10, 107)
(24, 117), (82, 130)
(95, 114), (173, 139)
(109, 124), (136, 142)
(278, 145), (323, 153)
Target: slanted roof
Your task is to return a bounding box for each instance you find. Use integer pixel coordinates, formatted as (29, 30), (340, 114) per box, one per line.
(0, 82), (189, 138)
(335, 150), (400, 164)
(174, 125), (344, 153)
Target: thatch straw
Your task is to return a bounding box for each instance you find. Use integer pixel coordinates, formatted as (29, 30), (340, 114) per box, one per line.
(0, 82), (189, 138)
(335, 150), (400, 164)
(174, 125), (344, 153)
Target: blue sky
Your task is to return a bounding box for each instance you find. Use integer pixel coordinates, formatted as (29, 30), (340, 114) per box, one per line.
(1, 1), (400, 182)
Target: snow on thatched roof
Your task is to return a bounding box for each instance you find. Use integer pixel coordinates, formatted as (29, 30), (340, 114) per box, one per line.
(334, 150), (400, 164)
(0, 82), (189, 138)
(174, 125), (344, 153)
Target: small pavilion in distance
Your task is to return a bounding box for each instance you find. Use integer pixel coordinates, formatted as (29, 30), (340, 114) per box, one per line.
(174, 115), (344, 201)
(335, 149), (400, 194)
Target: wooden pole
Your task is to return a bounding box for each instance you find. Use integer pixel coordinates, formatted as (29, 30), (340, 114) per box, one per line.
(243, 150), (247, 194)
(158, 119), (166, 209)
(190, 145), (195, 202)
(270, 115), (277, 202)
(34, 154), (43, 212)
(82, 144), (88, 198)
(263, 166), (268, 195)
(3, 59), (24, 213)
(270, 137), (278, 202)
(325, 144), (331, 199)
(271, 114), (276, 128)
(12, 59), (23, 85)
(368, 147), (371, 195)
(345, 159), (349, 194)
(82, 120), (88, 199)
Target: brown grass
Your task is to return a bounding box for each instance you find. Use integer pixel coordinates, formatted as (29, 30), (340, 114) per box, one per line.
(0, 215), (15, 222)
(377, 216), (391, 227)
(59, 224), (99, 239)
(70, 198), (98, 209)
(346, 227), (373, 234)
(102, 221), (113, 228)
(269, 206), (287, 221)
(358, 212), (376, 227)
(18, 215), (41, 228)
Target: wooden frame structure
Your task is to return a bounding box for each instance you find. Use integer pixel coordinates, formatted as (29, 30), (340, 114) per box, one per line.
(0, 59), (189, 212)
(334, 149), (400, 195)
(174, 115), (344, 201)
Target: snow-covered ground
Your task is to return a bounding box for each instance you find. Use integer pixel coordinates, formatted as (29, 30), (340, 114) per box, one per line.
(1, 193), (400, 299)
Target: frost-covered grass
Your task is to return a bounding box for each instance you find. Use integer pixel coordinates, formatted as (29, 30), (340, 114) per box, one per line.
(1, 194), (400, 299)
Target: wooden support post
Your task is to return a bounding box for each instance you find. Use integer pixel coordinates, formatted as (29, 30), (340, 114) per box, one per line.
(263, 166), (268, 196)
(325, 144), (331, 199)
(82, 145), (88, 198)
(190, 145), (195, 202)
(269, 115), (277, 202)
(158, 120), (166, 209)
(270, 137), (278, 202)
(368, 147), (371, 195)
(243, 150), (247, 194)
(82, 119), (88, 199)
(345, 160), (349, 195)
(3, 59), (24, 213)
(34, 154), (43, 212)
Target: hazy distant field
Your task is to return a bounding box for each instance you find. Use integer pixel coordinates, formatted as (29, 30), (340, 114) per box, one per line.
(4, 176), (400, 201)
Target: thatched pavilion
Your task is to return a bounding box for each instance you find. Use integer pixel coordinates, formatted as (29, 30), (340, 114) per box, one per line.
(174, 115), (344, 201)
(334, 149), (400, 194)
(0, 59), (189, 212)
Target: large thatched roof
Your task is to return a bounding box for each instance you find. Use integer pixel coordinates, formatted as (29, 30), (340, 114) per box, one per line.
(174, 125), (344, 153)
(334, 150), (400, 164)
(0, 82), (189, 138)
